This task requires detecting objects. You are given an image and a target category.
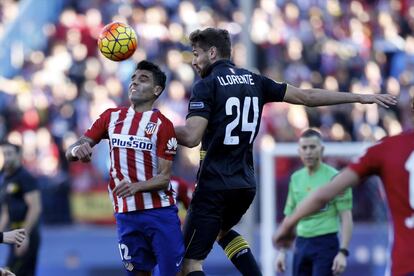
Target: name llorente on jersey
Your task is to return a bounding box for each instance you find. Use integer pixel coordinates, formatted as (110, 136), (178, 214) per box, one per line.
(111, 133), (153, 151)
(217, 74), (255, 86)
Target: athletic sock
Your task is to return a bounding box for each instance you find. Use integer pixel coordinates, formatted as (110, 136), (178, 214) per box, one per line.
(218, 230), (262, 276)
(186, 271), (205, 276)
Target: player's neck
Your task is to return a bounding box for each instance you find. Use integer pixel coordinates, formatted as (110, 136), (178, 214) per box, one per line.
(130, 102), (154, 113)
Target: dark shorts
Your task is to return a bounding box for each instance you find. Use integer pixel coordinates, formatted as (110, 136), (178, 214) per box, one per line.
(115, 205), (184, 276)
(7, 227), (40, 276)
(293, 233), (339, 276)
(183, 187), (256, 260)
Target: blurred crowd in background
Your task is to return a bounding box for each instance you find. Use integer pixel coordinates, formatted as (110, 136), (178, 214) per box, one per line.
(0, 0), (412, 224)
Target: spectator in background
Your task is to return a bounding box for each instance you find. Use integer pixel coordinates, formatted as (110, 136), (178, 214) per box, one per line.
(0, 142), (42, 276)
(276, 129), (353, 276)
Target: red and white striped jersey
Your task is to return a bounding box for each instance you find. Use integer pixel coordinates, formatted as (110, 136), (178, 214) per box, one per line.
(84, 106), (178, 213)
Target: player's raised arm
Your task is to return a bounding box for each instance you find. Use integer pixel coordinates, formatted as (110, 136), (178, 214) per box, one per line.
(65, 136), (96, 162)
(175, 116), (208, 148)
(283, 84), (397, 108)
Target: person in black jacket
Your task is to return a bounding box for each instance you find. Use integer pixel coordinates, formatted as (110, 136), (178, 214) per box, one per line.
(0, 142), (41, 276)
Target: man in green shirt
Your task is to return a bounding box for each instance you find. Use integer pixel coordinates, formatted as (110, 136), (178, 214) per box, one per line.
(275, 129), (353, 276)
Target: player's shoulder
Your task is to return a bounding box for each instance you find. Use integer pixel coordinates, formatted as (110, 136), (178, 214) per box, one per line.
(372, 130), (414, 149)
(154, 110), (174, 127)
(321, 163), (339, 174)
(99, 107), (126, 117)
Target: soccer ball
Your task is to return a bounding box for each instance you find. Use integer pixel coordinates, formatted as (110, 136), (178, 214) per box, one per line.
(98, 22), (137, 62)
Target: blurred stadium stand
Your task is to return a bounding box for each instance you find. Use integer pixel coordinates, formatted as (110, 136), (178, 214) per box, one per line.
(0, 0), (412, 275)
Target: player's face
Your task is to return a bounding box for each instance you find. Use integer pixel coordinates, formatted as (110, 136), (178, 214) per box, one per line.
(298, 136), (323, 170)
(128, 69), (159, 104)
(192, 45), (213, 78)
(0, 145), (20, 171)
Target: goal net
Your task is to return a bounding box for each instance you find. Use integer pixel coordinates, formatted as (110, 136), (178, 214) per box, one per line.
(259, 142), (389, 276)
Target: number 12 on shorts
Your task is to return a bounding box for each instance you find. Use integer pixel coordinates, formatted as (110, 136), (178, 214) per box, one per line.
(118, 243), (132, 261)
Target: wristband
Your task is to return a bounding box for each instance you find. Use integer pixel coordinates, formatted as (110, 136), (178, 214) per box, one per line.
(339, 248), (349, 257)
(71, 145), (80, 157)
(0, 232), (3, 243)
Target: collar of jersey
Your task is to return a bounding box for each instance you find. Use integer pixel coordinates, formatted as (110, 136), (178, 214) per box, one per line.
(203, 59), (234, 78)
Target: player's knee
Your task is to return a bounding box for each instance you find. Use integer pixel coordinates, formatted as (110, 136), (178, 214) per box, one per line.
(181, 259), (203, 275)
(216, 229), (230, 241)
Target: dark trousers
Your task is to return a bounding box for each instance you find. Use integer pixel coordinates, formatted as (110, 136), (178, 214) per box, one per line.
(293, 233), (339, 276)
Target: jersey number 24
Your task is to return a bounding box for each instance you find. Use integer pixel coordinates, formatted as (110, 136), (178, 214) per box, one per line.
(224, 97), (259, 145)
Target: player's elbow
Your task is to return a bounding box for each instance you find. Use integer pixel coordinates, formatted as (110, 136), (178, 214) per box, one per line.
(178, 136), (200, 148)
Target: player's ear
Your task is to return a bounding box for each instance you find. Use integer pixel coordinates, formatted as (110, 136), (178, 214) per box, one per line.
(209, 46), (217, 60)
(153, 85), (163, 97)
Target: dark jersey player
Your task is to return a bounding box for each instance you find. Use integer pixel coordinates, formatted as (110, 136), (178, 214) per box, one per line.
(174, 27), (397, 276)
(274, 100), (414, 276)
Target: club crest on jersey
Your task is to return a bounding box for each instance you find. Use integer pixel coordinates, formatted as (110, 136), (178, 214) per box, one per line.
(166, 137), (177, 154)
(145, 122), (157, 135)
(111, 134), (153, 151)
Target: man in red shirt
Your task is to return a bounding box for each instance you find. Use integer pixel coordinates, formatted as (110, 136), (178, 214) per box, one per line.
(274, 100), (414, 276)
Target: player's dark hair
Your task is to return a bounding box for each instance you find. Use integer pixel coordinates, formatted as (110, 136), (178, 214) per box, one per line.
(136, 60), (167, 94)
(189, 28), (231, 59)
(0, 141), (22, 154)
(300, 128), (322, 140)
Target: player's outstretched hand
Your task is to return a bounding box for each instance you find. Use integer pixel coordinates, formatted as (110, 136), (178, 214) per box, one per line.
(113, 179), (138, 198)
(2, 229), (25, 246)
(0, 267), (15, 276)
(72, 143), (93, 162)
(332, 252), (347, 275)
(359, 94), (397, 108)
(272, 218), (296, 250)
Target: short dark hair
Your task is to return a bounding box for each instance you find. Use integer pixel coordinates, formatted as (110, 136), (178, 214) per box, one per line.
(0, 141), (21, 153)
(189, 28), (231, 59)
(136, 60), (167, 93)
(300, 128), (322, 140)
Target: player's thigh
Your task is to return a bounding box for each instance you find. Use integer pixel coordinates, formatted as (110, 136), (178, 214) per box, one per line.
(150, 206), (185, 276)
(312, 234), (339, 276)
(182, 189), (225, 260)
(221, 188), (256, 232)
(293, 237), (313, 276)
(115, 212), (156, 272)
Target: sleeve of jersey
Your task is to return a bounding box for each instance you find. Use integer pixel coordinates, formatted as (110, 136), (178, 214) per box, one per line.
(260, 75), (287, 103)
(335, 187), (353, 211)
(84, 109), (110, 143)
(156, 119), (177, 161)
(186, 80), (213, 120)
(348, 143), (381, 179)
(283, 178), (296, 216)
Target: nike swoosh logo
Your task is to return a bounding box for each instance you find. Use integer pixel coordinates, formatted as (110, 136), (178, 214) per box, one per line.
(176, 257), (183, 267)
